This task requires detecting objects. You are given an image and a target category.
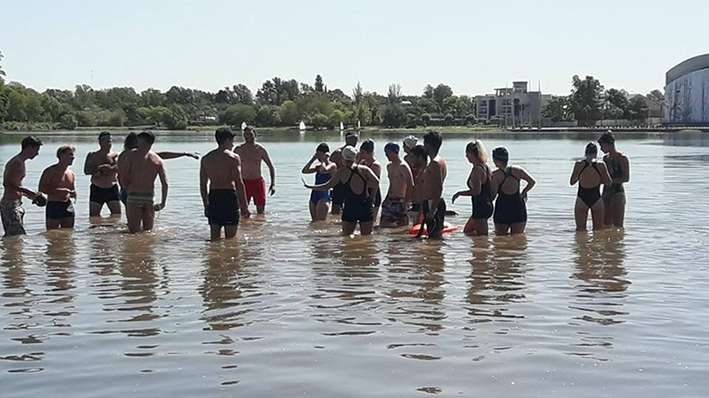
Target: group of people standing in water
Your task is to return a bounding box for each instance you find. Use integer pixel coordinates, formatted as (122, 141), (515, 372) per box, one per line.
(1, 127), (628, 240)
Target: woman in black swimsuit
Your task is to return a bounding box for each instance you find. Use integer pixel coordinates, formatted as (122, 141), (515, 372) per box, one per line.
(598, 131), (630, 228)
(570, 142), (612, 231)
(452, 140), (493, 235)
(490, 147), (536, 235)
(304, 146), (380, 236)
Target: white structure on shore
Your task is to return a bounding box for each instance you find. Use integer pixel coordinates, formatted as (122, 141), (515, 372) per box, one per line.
(665, 54), (709, 125)
(475, 81), (550, 127)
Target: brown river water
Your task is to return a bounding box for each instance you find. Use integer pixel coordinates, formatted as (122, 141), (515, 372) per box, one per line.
(1, 131), (708, 397)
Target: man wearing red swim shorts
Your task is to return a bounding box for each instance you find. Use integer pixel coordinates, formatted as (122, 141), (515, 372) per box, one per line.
(233, 126), (276, 214)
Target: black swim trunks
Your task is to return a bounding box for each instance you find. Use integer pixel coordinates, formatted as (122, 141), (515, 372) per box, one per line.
(46, 200), (75, 220)
(422, 199), (446, 238)
(207, 189), (240, 226)
(90, 184), (120, 206)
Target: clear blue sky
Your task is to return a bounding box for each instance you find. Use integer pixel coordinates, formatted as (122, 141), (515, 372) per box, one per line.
(1, 0), (706, 96)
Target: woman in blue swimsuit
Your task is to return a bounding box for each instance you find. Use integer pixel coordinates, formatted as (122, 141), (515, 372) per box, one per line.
(570, 142), (612, 231)
(302, 143), (337, 221)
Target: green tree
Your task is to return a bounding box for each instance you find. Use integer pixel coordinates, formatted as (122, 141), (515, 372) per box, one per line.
(279, 100), (301, 126)
(444, 113), (455, 126)
(421, 113), (432, 126)
(233, 84), (253, 105)
(627, 96), (649, 122)
(221, 104), (256, 126)
(570, 75), (604, 127)
(647, 89), (664, 102)
(604, 88), (629, 119)
(382, 104), (405, 127)
(315, 75), (324, 93)
(387, 83), (402, 105)
(310, 112), (329, 129)
(59, 114), (78, 130)
(0, 50), (6, 81)
(542, 95), (572, 122)
(433, 84), (453, 111)
(255, 105), (281, 126)
(423, 84), (434, 99)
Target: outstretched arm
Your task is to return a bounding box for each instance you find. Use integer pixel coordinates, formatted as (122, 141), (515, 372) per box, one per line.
(157, 151), (199, 160)
(305, 169), (344, 191)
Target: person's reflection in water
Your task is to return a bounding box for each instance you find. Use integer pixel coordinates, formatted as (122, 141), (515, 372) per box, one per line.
(1, 237), (27, 293)
(466, 235), (528, 328)
(568, 230), (630, 360)
(386, 238), (446, 335)
(199, 241), (253, 332)
(43, 230), (77, 331)
(115, 234), (161, 337)
(308, 236), (382, 331)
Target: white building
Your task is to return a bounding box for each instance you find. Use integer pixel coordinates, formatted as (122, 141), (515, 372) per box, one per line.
(665, 54), (709, 125)
(475, 81), (549, 127)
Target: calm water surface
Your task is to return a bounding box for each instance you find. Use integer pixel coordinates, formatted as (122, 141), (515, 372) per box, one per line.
(1, 131), (708, 397)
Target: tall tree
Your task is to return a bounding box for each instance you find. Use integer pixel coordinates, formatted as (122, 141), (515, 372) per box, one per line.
(423, 84), (434, 99)
(233, 84), (253, 105)
(570, 75), (604, 127)
(315, 75), (324, 92)
(0, 50), (5, 80)
(387, 83), (402, 105)
(433, 84), (453, 111)
(352, 82), (364, 105)
(647, 89), (664, 102)
(542, 95), (572, 122)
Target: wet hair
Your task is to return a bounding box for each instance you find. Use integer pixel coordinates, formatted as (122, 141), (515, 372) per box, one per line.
(585, 142), (598, 155)
(492, 147), (509, 163)
(124, 132), (138, 149)
(360, 139), (374, 154)
(244, 125), (256, 134)
(411, 144), (428, 161)
(345, 132), (359, 145)
(98, 131), (111, 141)
(56, 145), (75, 159)
(316, 143), (330, 153)
(423, 131), (442, 151)
(21, 136), (43, 150)
(598, 130), (615, 145)
(465, 139), (488, 163)
(137, 131), (156, 145)
(215, 127), (235, 145)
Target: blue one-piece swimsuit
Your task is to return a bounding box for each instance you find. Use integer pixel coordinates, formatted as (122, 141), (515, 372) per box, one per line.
(310, 172), (332, 204)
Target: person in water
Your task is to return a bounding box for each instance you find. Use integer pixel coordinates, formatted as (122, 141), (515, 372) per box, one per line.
(598, 131), (629, 228)
(304, 146), (379, 236)
(407, 144), (428, 226)
(301, 143), (337, 222)
(330, 132), (359, 214)
(420, 131), (447, 239)
(119, 132), (168, 234)
(117, 132), (199, 206)
(39, 145), (77, 230)
(380, 142), (414, 228)
(84, 131), (121, 216)
(200, 128), (250, 241)
(452, 140), (493, 236)
(1, 136), (43, 237)
(570, 142), (612, 231)
(402, 135), (419, 172)
(490, 147), (536, 235)
(358, 139), (383, 224)
(233, 126), (276, 215)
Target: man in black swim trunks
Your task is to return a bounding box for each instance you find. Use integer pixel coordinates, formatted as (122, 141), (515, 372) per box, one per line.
(200, 128), (250, 241)
(84, 131), (121, 216)
(329, 132), (359, 215)
(39, 146), (77, 230)
(420, 131), (448, 239)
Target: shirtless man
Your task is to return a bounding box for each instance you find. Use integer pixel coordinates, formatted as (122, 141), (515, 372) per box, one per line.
(39, 146), (77, 230)
(117, 132), (198, 205)
(233, 126), (276, 215)
(420, 131), (448, 239)
(407, 145), (428, 226)
(598, 131), (630, 228)
(84, 131), (120, 216)
(379, 142), (414, 228)
(200, 128), (250, 241)
(329, 132), (359, 214)
(1, 136), (43, 237)
(119, 132), (168, 233)
(358, 139), (383, 223)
